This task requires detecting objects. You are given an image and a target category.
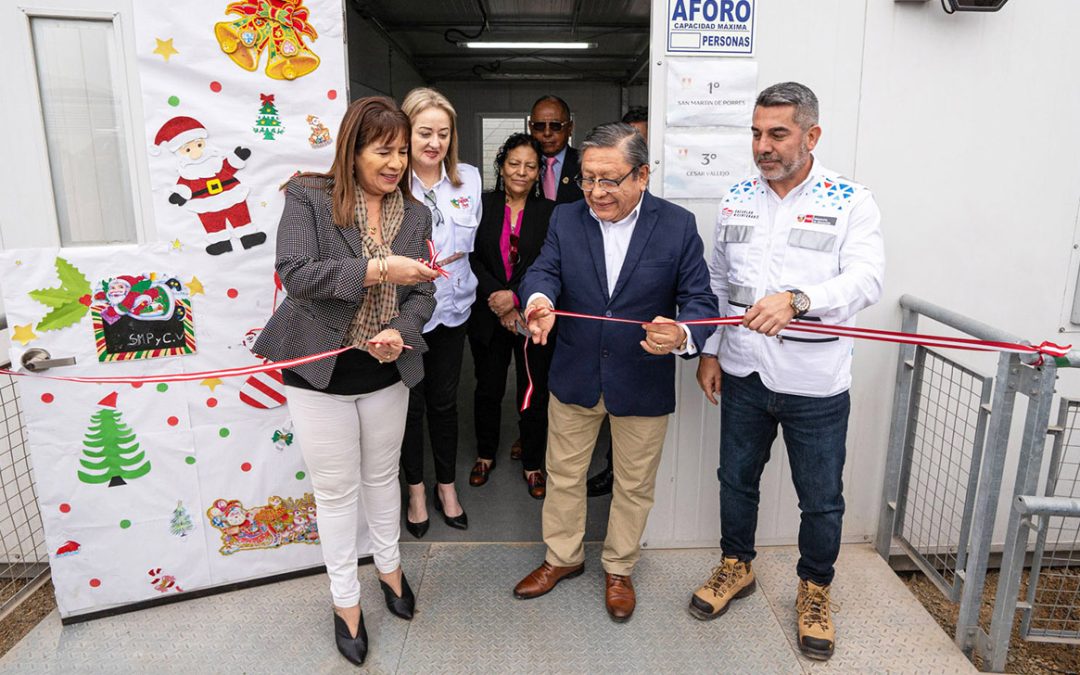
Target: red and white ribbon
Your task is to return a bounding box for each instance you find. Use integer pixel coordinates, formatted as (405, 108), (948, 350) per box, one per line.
(0, 347), (354, 385)
(424, 239), (451, 279)
(517, 309), (1072, 411)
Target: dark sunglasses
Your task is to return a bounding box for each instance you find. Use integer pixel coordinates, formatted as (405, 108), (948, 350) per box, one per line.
(529, 121), (568, 133)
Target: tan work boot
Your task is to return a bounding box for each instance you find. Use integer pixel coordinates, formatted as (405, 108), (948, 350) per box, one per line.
(688, 556), (756, 620)
(796, 579), (836, 660)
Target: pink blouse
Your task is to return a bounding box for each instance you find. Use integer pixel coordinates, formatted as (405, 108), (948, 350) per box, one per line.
(499, 204), (524, 281)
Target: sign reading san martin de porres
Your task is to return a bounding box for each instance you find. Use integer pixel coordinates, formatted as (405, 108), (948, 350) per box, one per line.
(667, 0), (756, 56)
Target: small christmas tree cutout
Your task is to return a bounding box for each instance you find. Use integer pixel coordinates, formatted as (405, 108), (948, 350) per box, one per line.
(77, 392), (151, 487)
(170, 500), (193, 539)
(253, 93), (284, 141)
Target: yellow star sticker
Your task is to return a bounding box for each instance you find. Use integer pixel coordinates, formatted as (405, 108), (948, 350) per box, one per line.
(12, 324), (37, 346)
(153, 38), (178, 62)
(186, 276), (204, 296)
(171, 238), (183, 250)
(200, 378), (223, 392)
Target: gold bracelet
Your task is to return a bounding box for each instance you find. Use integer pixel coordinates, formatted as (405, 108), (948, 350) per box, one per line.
(378, 256), (388, 284)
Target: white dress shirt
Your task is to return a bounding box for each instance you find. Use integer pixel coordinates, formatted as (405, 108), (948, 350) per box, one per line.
(703, 159), (885, 396)
(529, 193), (696, 354)
(411, 163), (483, 332)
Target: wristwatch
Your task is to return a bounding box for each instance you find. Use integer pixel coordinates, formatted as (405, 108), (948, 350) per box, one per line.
(788, 289), (811, 318)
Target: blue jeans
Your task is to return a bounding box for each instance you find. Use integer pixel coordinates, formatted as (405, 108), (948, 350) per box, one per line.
(719, 371), (849, 585)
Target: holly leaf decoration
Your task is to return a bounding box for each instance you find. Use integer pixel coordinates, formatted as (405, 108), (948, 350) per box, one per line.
(28, 257), (92, 332)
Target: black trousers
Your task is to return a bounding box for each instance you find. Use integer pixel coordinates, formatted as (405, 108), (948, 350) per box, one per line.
(470, 327), (553, 472)
(401, 323), (467, 485)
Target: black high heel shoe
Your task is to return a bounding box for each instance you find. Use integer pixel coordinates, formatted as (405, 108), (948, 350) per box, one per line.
(432, 486), (468, 530)
(405, 517), (429, 539)
(379, 571), (416, 620)
(332, 609), (368, 666)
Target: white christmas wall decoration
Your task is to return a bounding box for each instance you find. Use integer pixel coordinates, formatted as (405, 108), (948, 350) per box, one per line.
(0, 0), (352, 620)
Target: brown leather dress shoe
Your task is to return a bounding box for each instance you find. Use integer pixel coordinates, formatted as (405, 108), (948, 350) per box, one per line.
(605, 573), (636, 622)
(513, 561), (585, 599)
(469, 459), (494, 486)
(510, 437), (523, 460)
(524, 471), (546, 500)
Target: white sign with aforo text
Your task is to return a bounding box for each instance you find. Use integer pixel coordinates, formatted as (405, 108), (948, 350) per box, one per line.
(666, 0), (756, 55)
(663, 129), (751, 199)
(666, 58), (757, 128)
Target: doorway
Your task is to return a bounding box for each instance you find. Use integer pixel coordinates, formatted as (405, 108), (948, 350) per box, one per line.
(344, 0), (651, 541)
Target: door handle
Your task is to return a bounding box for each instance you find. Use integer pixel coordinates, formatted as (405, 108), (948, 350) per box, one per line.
(20, 348), (76, 372)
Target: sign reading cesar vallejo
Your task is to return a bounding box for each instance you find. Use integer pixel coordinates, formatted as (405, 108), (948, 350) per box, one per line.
(666, 0), (756, 56)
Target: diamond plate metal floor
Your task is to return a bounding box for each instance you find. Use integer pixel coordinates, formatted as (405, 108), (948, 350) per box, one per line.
(0, 543), (974, 674)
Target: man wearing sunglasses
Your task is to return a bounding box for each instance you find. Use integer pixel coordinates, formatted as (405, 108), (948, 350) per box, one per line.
(529, 95), (584, 204)
(513, 122), (717, 623)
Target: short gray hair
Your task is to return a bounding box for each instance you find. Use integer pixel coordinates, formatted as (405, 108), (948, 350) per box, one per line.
(581, 122), (648, 169)
(756, 82), (819, 130)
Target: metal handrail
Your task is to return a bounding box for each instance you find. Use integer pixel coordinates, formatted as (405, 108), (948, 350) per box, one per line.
(900, 294), (1080, 368)
(1015, 495), (1080, 518)
(899, 294), (1042, 365)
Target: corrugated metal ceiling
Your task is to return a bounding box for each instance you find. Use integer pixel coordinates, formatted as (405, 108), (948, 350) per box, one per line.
(349, 0), (650, 83)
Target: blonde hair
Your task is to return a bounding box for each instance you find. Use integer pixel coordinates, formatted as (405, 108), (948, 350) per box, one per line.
(401, 87), (463, 188)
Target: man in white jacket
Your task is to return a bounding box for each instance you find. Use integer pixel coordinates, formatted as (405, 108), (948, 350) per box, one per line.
(688, 82), (885, 662)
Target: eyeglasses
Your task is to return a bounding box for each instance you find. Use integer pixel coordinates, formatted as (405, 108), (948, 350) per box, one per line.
(575, 167), (640, 193)
(509, 232), (520, 266)
(423, 190), (444, 228)
(529, 121), (568, 133)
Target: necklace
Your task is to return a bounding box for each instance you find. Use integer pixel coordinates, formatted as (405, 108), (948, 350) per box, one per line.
(367, 207), (381, 238)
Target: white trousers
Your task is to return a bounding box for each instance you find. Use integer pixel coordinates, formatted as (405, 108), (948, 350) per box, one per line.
(285, 382), (408, 606)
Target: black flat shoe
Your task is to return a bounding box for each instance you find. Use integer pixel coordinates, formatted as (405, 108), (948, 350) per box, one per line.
(405, 518), (429, 539)
(333, 610), (368, 666)
(587, 466), (614, 497)
(380, 572), (416, 620)
(432, 486), (468, 530)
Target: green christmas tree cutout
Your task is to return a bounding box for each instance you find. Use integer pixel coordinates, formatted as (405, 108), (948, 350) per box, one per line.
(28, 257), (91, 332)
(254, 93), (284, 141)
(78, 392), (151, 487)
(170, 500), (193, 539)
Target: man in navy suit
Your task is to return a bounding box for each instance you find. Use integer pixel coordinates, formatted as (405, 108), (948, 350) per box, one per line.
(530, 95), (584, 205)
(512, 122), (718, 622)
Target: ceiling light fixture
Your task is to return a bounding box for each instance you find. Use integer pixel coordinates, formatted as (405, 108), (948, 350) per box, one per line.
(461, 41), (597, 50)
(478, 73), (586, 80)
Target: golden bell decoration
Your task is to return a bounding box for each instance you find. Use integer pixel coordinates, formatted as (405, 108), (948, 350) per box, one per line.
(264, 23), (320, 81)
(213, 0), (319, 80)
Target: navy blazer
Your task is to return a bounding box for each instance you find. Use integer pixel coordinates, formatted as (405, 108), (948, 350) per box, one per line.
(551, 146), (585, 205)
(519, 191), (717, 417)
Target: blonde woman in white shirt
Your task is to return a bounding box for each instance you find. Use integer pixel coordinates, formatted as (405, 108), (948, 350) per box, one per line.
(399, 87), (483, 538)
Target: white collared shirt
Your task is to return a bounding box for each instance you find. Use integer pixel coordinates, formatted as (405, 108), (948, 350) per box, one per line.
(529, 193), (695, 354)
(703, 159), (885, 396)
(411, 163), (483, 332)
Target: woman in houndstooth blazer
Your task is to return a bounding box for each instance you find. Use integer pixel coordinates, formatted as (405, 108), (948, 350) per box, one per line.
(253, 97), (438, 668)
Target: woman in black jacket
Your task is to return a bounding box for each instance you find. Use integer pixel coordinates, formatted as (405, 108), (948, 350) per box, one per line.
(254, 96), (438, 667)
(467, 133), (555, 499)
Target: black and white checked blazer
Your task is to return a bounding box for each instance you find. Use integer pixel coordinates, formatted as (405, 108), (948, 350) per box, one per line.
(253, 176), (436, 390)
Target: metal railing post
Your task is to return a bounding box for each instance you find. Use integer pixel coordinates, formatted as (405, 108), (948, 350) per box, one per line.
(875, 306), (920, 558)
(954, 351), (1022, 656)
(984, 363), (1059, 671)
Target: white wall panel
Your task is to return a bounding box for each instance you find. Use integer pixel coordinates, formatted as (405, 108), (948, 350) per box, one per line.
(645, 0), (872, 549)
(646, 0), (1080, 550)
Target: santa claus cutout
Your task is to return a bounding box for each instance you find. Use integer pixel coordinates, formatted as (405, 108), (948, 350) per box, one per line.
(152, 116), (266, 255)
